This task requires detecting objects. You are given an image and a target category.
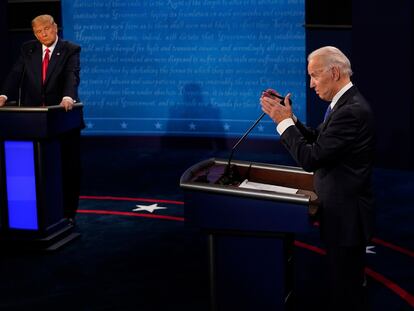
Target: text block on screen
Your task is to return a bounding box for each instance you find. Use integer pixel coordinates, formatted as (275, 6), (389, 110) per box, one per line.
(62, 0), (306, 137)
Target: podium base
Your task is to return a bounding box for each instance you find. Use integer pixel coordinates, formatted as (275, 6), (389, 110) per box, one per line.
(0, 223), (81, 251)
(41, 224), (81, 251)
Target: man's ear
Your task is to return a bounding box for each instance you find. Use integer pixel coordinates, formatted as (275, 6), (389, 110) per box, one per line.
(332, 66), (340, 81)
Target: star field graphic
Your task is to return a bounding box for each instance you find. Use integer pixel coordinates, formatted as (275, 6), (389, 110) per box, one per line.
(61, 0), (306, 137)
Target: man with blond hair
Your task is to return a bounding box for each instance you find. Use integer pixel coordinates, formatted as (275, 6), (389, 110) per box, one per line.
(1, 14), (83, 222)
(261, 46), (375, 310)
(1, 14), (80, 109)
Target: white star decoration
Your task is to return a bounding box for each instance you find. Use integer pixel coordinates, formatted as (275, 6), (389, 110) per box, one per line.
(86, 122), (94, 129)
(189, 122), (196, 130)
(366, 246), (376, 254)
(133, 203), (167, 213)
(120, 122), (128, 129)
(258, 124), (264, 132)
(155, 122), (162, 129)
(223, 123), (230, 131)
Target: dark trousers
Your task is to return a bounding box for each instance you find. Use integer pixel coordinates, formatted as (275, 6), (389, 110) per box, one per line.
(325, 245), (367, 311)
(60, 129), (82, 219)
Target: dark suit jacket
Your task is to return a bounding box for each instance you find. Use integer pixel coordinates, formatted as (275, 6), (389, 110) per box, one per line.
(281, 86), (375, 247)
(1, 38), (80, 106)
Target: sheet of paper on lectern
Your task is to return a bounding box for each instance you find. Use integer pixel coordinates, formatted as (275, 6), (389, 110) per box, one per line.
(239, 179), (298, 194)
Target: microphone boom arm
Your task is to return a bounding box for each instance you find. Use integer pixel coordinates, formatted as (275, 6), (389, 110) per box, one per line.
(226, 112), (266, 169)
(220, 91), (290, 185)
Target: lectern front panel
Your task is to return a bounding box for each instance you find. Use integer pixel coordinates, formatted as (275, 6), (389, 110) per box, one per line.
(0, 105), (83, 249)
(4, 141), (38, 230)
(181, 158), (316, 310)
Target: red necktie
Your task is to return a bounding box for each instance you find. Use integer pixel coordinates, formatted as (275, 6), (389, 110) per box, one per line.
(42, 48), (50, 84)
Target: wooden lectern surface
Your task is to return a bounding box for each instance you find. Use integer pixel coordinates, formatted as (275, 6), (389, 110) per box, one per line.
(184, 158), (318, 205)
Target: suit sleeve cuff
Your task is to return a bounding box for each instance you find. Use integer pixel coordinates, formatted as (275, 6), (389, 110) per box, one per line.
(276, 118), (295, 135)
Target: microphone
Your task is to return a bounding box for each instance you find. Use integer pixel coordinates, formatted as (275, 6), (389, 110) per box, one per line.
(217, 90), (290, 185)
(17, 48), (32, 107)
(18, 62), (26, 107)
(5, 48), (32, 107)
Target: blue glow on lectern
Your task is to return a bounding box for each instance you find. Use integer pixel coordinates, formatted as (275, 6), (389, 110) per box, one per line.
(4, 141), (38, 230)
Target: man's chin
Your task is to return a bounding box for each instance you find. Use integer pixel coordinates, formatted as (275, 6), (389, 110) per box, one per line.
(317, 94), (329, 102)
(40, 41), (53, 47)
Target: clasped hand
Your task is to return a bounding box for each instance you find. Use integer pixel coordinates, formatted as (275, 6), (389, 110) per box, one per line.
(260, 88), (293, 124)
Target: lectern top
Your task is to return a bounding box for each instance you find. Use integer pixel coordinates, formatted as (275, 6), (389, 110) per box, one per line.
(180, 158), (315, 205)
(0, 103), (83, 112)
(0, 103), (84, 139)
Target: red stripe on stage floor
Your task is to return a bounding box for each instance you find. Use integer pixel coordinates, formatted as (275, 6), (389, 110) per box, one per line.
(77, 209), (185, 222)
(365, 267), (414, 308)
(310, 223), (414, 258)
(80, 195), (184, 205)
(372, 237), (414, 258)
(77, 197), (414, 307)
(294, 240), (414, 308)
(294, 240), (326, 255)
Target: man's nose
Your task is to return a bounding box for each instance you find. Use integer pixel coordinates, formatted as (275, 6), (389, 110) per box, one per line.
(310, 77), (317, 88)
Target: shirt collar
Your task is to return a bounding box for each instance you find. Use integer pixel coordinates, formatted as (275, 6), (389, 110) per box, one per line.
(42, 36), (59, 56)
(330, 81), (353, 109)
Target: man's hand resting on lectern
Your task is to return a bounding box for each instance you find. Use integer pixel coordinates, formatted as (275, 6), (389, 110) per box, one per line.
(0, 96), (6, 107)
(297, 189), (320, 219)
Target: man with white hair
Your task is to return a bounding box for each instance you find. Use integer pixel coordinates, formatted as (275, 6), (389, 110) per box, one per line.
(261, 46), (375, 310)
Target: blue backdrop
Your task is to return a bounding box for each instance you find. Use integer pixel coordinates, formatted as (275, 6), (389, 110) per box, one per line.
(61, 0), (305, 137)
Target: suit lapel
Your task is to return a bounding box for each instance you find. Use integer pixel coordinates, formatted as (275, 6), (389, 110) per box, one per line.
(29, 42), (43, 91)
(320, 86), (358, 131)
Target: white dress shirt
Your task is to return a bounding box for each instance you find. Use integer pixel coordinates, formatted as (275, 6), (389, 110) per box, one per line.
(1, 36), (74, 104)
(276, 81), (354, 135)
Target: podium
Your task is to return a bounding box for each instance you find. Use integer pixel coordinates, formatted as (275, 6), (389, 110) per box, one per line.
(0, 104), (83, 250)
(180, 158), (317, 311)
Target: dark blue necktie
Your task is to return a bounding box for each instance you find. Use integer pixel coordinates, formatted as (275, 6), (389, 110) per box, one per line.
(324, 105), (332, 122)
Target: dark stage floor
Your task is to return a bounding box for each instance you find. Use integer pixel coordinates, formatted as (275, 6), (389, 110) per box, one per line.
(0, 137), (413, 310)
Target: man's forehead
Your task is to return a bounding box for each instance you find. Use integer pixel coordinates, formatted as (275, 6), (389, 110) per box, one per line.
(308, 58), (325, 71)
(308, 66), (326, 73)
(33, 20), (53, 29)
(308, 56), (323, 66)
